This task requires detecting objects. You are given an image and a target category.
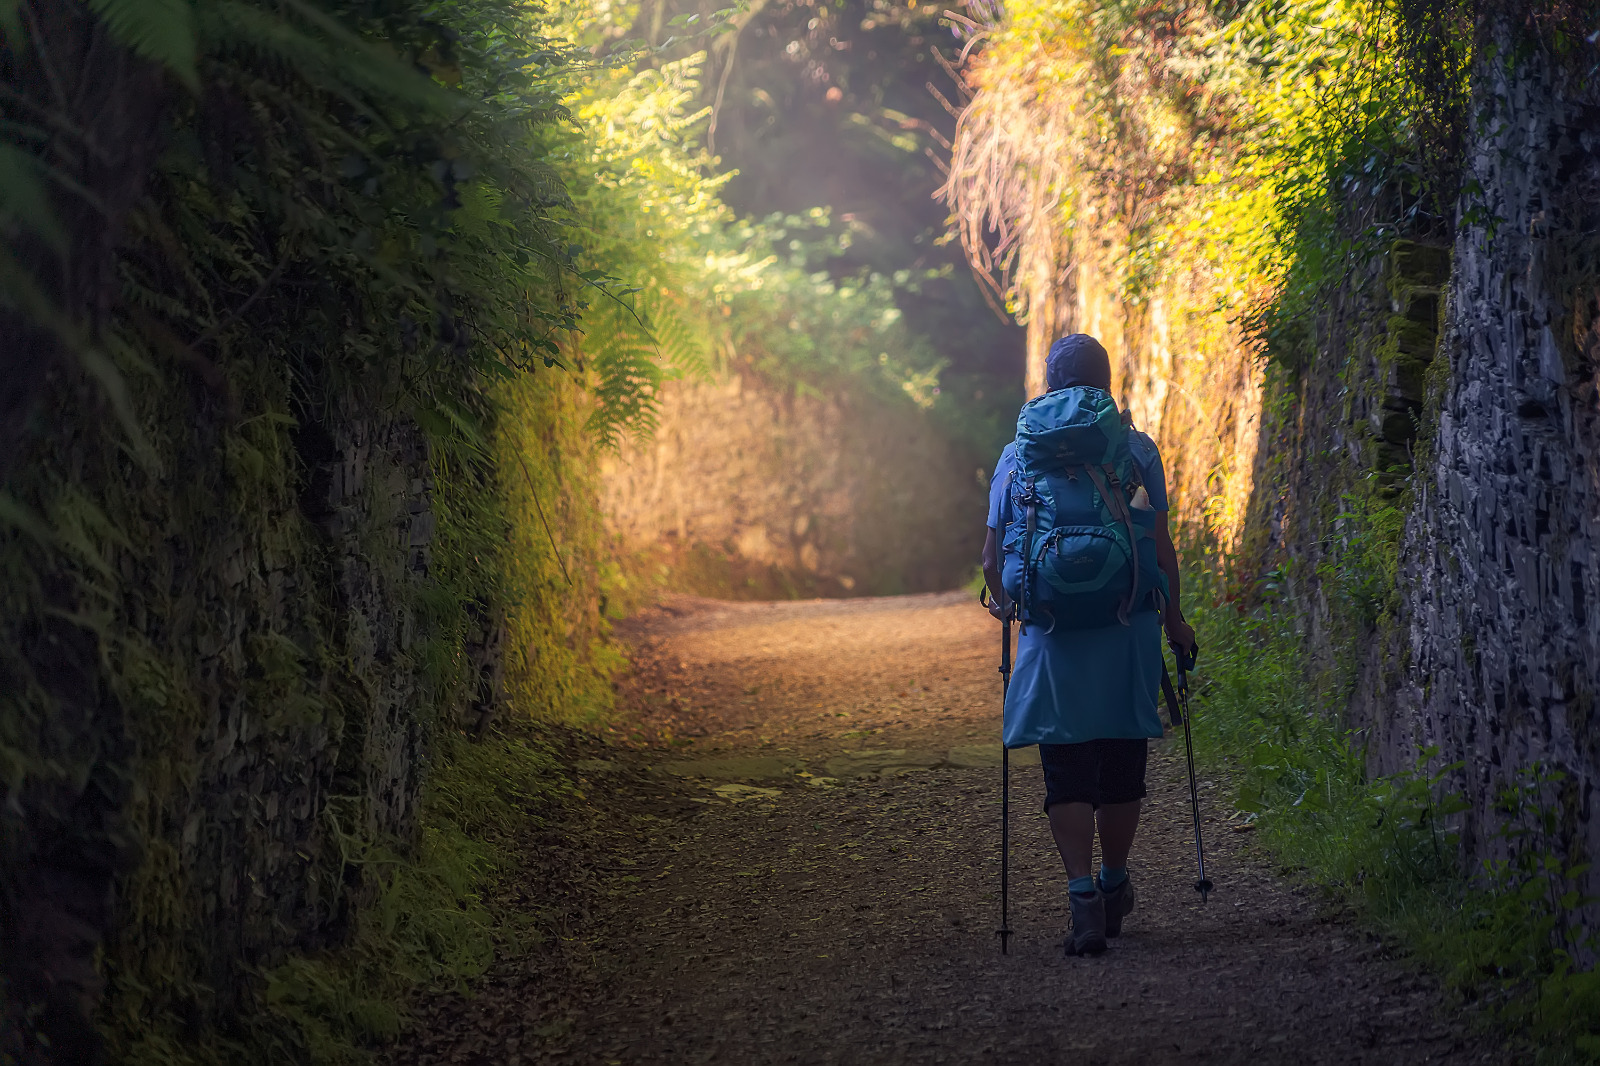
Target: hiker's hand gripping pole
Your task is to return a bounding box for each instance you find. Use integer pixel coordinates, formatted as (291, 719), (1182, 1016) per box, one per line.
(1169, 639), (1213, 903)
(981, 588), (1015, 954)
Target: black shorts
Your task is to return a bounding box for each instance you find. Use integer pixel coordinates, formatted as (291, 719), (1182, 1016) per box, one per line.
(1040, 739), (1149, 810)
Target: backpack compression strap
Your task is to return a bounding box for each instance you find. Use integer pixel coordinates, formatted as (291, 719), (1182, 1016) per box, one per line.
(1082, 463), (1141, 626)
(1019, 477), (1037, 637)
(1014, 477), (1058, 637)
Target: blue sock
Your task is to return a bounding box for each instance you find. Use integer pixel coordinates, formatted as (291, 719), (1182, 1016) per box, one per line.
(1068, 875), (1097, 895)
(1099, 866), (1128, 890)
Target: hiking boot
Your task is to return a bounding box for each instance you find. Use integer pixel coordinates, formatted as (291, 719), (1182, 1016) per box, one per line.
(1064, 890), (1107, 957)
(1102, 874), (1135, 938)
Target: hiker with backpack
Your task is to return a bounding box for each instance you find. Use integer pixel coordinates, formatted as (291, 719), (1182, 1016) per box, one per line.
(980, 334), (1195, 958)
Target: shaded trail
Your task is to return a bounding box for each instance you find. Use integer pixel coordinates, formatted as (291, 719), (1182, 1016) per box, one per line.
(402, 592), (1505, 1065)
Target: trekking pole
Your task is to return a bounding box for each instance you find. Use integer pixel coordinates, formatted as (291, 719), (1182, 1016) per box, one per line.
(999, 608), (1014, 954)
(1168, 640), (1213, 902)
(982, 588), (1015, 954)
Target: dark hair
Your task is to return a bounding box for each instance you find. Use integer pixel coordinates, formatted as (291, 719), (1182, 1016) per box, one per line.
(1045, 334), (1110, 391)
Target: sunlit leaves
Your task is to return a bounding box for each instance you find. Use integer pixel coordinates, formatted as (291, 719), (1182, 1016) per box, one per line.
(946, 0), (1454, 362)
(548, 39), (948, 443)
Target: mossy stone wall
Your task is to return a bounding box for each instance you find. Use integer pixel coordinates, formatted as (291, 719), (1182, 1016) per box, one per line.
(1376, 39), (1600, 891)
(0, 355), (497, 1062)
(1241, 32), (1600, 922)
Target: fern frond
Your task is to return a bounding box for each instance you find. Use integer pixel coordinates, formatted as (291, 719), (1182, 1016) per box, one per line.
(638, 287), (712, 382)
(86, 0), (198, 90)
(205, 0), (448, 116)
(578, 291), (664, 448)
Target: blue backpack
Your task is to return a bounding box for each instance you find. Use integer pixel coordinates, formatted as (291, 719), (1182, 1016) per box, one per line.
(1000, 387), (1165, 631)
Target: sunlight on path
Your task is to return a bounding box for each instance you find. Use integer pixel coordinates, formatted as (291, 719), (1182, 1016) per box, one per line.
(401, 593), (1507, 1066)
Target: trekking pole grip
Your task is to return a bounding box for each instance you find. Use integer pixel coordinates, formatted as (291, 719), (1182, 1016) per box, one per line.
(1168, 638), (1199, 686)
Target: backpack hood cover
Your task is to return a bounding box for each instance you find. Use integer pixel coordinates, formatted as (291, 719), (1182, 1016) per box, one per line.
(1015, 387), (1129, 475)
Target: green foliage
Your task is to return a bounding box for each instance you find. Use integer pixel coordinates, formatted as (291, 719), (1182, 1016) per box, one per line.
(88, 0), (198, 87)
(1146, 0), (1465, 371)
(621, 0), (1025, 421)
(496, 368), (626, 728)
(1, 0), (647, 423)
(0, 142), (64, 251)
(1316, 488), (1407, 629)
(1197, 0), (1459, 362)
(553, 44), (953, 425)
(1438, 767), (1600, 1061)
(1188, 573), (1600, 1063)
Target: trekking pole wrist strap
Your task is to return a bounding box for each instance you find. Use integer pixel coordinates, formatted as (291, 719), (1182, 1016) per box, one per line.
(1158, 660), (1184, 729)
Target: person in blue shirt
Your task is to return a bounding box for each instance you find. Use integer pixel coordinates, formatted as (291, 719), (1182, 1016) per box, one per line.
(980, 334), (1194, 957)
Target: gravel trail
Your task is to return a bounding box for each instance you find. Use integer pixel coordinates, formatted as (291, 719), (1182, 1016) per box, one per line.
(396, 592), (1505, 1066)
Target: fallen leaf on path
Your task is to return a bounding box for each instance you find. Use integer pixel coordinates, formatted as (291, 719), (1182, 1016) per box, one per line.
(712, 784), (783, 803)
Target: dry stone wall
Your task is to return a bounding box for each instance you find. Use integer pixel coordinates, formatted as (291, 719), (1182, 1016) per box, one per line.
(1233, 29), (1600, 913)
(1379, 40), (1600, 873)
(1245, 233), (1449, 693)
(177, 407), (432, 1007)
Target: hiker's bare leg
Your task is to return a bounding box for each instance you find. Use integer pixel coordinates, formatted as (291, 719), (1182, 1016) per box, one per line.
(1046, 801), (1096, 880)
(1096, 800), (1141, 869)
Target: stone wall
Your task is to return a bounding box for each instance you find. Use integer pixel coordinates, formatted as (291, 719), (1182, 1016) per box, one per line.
(1375, 39), (1600, 874)
(600, 372), (986, 598)
(0, 2), (593, 1057)
(1226, 29), (1600, 908)
(1245, 233), (1449, 688)
(177, 405), (433, 1012)
(0, 360), (474, 1059)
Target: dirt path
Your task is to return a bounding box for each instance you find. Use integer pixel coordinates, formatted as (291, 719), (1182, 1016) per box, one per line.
(400, 592), (1506, 1065)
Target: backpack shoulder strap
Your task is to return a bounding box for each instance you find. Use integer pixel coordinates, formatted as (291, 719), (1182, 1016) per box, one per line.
(1120, 420), (1147, 488)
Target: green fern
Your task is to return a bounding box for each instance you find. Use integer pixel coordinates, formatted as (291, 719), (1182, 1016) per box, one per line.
(203, 0), (445, 114)
(642, 286), (713, 382)
(86, 0), (198, 89)
(581, 289), (666, 447)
